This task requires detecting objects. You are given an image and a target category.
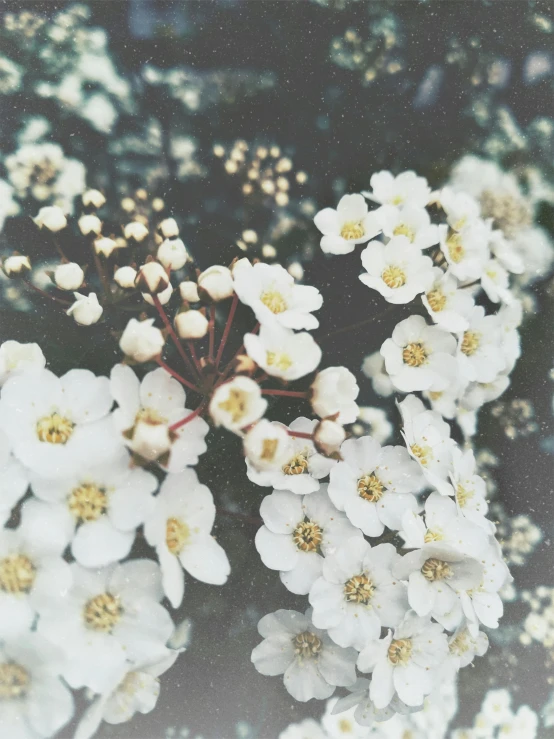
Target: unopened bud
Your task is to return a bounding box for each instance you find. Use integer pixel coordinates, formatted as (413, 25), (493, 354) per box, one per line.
(175, 310), (209, 339)
(78, 214), (102, 236)
(54, 262), (84, 291)
(136, 262), (170, 293)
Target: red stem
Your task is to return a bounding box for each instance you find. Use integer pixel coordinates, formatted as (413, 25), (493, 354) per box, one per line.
(152, 294), (200, 380)
(169, 402), (207, 432)
(23, 279), (72, 306)
(155, 357), (200, 393)
(215, 293), (239, 368)
(209, 304), (216, 361)
(262, 389), (307, 398)
(287, 430), (313, 440)
(187, 341), (203, 374)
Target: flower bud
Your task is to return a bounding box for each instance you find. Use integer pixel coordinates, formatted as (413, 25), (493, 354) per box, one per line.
(159, 218), (179, 238)
(124, 222), (149, 242)
(209, 376), (267, 433)
(127, 412), (172, 462)
(78, 214), (102, 236)
(94, 236), (117, 258)
(66, 292), (103, 326)
(54, 262), (84, 291)
(142, 283), (173, 306)
(311, 366), (359, 424)
(120, 318), (164, 362)
(198, 265), (234, 302)
(157, 238), (188, 271)
(314, 418), (345, 457)
(175, 310), (209, 339)
(34, 206), (67, 232)
(114, 266), (137, 289)
(243, 419), (293, 472)
(135, 262), (170, 294)
(82, 189), (106, 209)
(3, 255), (31, 277)
(230, 257), (251, 276)
(179, 281), (200, 303)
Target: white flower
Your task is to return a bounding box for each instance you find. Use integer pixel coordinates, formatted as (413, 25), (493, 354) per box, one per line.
(329, 679), (413, 729)
(381, 315), (458, 393)
(244, 323), (322, 381)
(328, 436), (423, 537)
(119, 318), (165, 362)
(175, 309), (209, 339)
(361, 351), (394, 397)
(498, 300), (522, 373)
(0, 340), (45, 386)
(82, 189), (106, 209)
(124, 221), (149, 242)
(197, 265), (234, 301)
(246, 417), (335, 494)
(233, 261), (323, 330)
(480, 258), (511, 304)
(440, 220), (490, 281)
(393, 543), (483, 629)
(374, 204), (439, 249)
(0, 631), (74, 738)
(30, 449), (157, 568)
(309, 538), (408, 650)
(314, 419), (345, 456)
(157, 238), (188, 271)
(243, 419), (294, 472)
(449, 448), (493, 532)
(142, 282), (173, 306)
(0, 367), (116, 479)
(2, 254), (31, 276)
(159, 217), (179, 238)
(135, 262), (169, 294)
(460, 376), (510, 412)
(459, 540), (511, 635)
(311, 366), (359, 424)
(67, 292), (103, 325)
(439, 187), (481, 231)
(314, 194), (381, 255)
(94, 236), (118, 258)
(110, 364), (208, 471)
(364, 171), (431, 209)
(37, 560), (174, 693)
(54, 261), (84, 290)
(179, 281), (199, 303)
(0, 429), (29, 525)
(255, 486), (362, 594)
(78, 214), (102, 236)
(34, 205), (67, 232)
(114, 265), (137, 288)
(144, 470), (230, 608)
(423, 376), (468, 420)
(489, 229), (524, 274)
(357, 611), (448, 709)
(360, 235), (434, 304)
(356, 407), (393, 444)
(251, 608), (357, 702)
(209, 376), (267, 433)
(457, 306), (506, 383)
(0, 501), (71, 639)
(422, 269), (474, 333)
(398, 394), (456, 496)
(446, 625), (488, 672)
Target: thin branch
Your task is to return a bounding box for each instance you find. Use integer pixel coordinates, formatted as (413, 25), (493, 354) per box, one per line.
(215, 293), (239, 368)
(169, 402), (207, 432)
(155, 356), (201, 394)
(152, 294), (200, 380)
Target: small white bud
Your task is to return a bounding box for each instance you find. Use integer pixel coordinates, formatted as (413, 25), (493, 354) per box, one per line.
(135, 262), (169, 293)
(119, 318), (165, 362)
(78, 214), (102, 236)
(179, 281), (200, 303)
(128, 414), (172, 462)
(34, 206), (67, 232)
(209, 376), (267, 433)
(157, 238), (188, 271)
(230, 257), (251, 276)
(124, 222), (149, 242)
(114, 266), (137, 289)
(142, 283), (173, 306)
(66, 292), (103, 326)
(3, 255), (31, 277)
(54, 262), (84, 291)
(175, 310), (209, 339)
(314, 418), (345, 457)
(94, 236), (117, 258)
(243, 419), (293, 472)
(288, 261), (304, 281)
(197, 265), (234, 302)
(82, 189), (106, 209)
(311, 366), (359, 424)
(159, 218), (179, 238)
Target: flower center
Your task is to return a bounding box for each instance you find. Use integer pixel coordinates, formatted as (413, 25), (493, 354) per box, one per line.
(0, 663), (30, 699)
(449, 630), (470, 656)
(410, 443), (432, 466)
(421, 557), (453, 581)
(83, 593), (122, 632)
(446, 233), (465, 263)
(387, 638), (413, 665)
(135, 407), (167, 426)
(260, 289), (287, 314)
(283, 453), (308, 475)
(218, 389), (249, 424)
(456, 484), (474, 508)
(357, 473), (384, 502)
(0, 554), (36, 594)
(340, 221), (365, 240)
(292, 520), (323, 552)
(68, 482), (108, 523)
(480, 190), (531, 236)
(461, 331), (480, 356)
(424, 528), (444, 543)
(402, 342), (427, 367)
(344, 574), (375, 604)
(166, 517), (190, 555)
(393, 224), (415, 241)
(426, 288), (447, 312)
(260, 438), (279, 461)
(381, 265), (407, 289)
(36, 412), (74, 444)
(292, 631), (322, 659)
(266, 351), (293, 372)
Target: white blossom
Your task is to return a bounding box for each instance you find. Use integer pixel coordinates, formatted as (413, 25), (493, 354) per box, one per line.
(440, 220), (490, 281)
(374, 204), (439, 249)
(456, 306), (506, 384)
(119, 318), (165, 362)
(243, 419), (294, 473)
(244, 323), (322, 381)
(209, 376), (267, 433)
(422, 269), (475, 333)
(311, 366), (359, 424)
(67, 292), (103, 325)
(364, 171), (431, 209)
(314, 194), (381, 255)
